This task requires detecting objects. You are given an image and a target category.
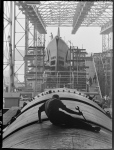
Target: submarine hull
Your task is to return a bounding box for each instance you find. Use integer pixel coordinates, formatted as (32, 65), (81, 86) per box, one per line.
(3, 88), (112, 149)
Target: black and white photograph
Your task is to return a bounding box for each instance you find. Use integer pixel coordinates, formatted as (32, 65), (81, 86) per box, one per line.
(3, 1), (112, 149)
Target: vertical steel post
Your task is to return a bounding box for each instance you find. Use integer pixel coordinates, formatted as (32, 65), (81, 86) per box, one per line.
(56, 37), (59, 72)
(110, 49), (112, 107)
(9, 1), (13, 92)
(108, 35), (109, 94)
(12, 1), (16, 92)
(72, 48), (73, 89)
(72, 71), (74, 89)
(70, 46), (71, 88)
(57, 72), (58, 88)
(33, 24), (36, 96)
(102, 35), (103, 52)
(35, 24), (37, 96)
(77, 48), (78, 87)
(42, 34), (45, 91)
(110, 32), (113, 105)
(56, 37), (59, 88)
(43, 34), (45, 72)
(25, 15), (29, 88)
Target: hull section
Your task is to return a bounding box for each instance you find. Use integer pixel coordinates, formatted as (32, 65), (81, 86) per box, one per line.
(3, 121), (112, 149)
(46, 36), (69, 71)
(3, 88), (112, 148)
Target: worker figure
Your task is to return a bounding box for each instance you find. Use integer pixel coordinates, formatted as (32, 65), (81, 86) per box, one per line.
(38, 94), (101, 132)
(23, 102), (27, 107)
(89, 77), (92, 87)
(87, 95), (95, 101)
(106, 111), (111, 119)
(86, 79), (89, 92)
(7, 108), (21, 126)
(93, 74), (97, 83)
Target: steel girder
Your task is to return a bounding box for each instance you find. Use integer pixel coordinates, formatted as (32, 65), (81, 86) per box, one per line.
(15, 1), (47, 34)
(15, 1), (113, 34)
(72, 2), (94, 34)
(37, 1), (79, 27)
(37, 1), (112, 34)
(100, 20), (112, 34)
(3, 1), (16, 92)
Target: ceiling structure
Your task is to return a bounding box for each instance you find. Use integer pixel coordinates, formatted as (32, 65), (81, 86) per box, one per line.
(3, 1), (113, 89)
(16, 1), (113, 34)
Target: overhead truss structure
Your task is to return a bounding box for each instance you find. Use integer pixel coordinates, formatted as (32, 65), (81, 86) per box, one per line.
(15, 1), (47, 34)
(35, 1), (112, 34)
(13, 1), (113, 33)
(3, 1), (113, 93)
(3, 1), (45, 92)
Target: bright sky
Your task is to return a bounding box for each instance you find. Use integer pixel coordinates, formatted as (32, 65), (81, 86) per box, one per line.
(45, 26), (102, 54)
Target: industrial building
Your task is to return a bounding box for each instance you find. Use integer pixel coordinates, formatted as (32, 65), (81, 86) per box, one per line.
(3, 1), (112, 99)
(3, 1), (113, 149)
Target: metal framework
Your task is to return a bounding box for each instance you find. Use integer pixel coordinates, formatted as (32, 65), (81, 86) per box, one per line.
(3, 1), (113, 95)
(93, 49), (112, 98)
(36, 1), (112, 33)
(15, 1), (46, 34)
(68, 47), (88, 90)
(3, 1), (45, 93)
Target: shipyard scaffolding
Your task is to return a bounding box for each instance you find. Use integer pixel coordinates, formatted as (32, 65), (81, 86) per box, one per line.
(43, 46), (89, 92)
(68, 47), (88, 90)
(93, 20), (112, 107)
(23, 19), (45, 94)
(19, 5), (46, 96)
(3, 1), (47, 97)
(3, 1), (112, 98)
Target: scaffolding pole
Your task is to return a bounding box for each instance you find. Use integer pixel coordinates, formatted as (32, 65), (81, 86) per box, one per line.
(25, 15), (29, 88)
(9, 1), (14, 92)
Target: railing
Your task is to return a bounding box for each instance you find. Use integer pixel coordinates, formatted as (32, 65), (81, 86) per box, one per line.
(25, 70), (87, 94)
(42, 71), (87, 91)
(93, 56), (102, 99)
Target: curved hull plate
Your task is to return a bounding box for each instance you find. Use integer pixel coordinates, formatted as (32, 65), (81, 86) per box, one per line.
(3, 88), (112, 149)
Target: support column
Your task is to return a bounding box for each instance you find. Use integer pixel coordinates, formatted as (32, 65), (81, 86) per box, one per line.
(34, 23), (37, 96)
(25, 15), (29, 88)
(102, 34), (106, 52)
(42, 34), (44, 80)
(9, 1), (13, 92)
(35, 25), (38, 95)
(110, 50), (112, 107)
(12, 1), (16, 91)
(43, 34), (45, 47)
(70, 46), (72, 88)
(77, 48), (78, 86)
